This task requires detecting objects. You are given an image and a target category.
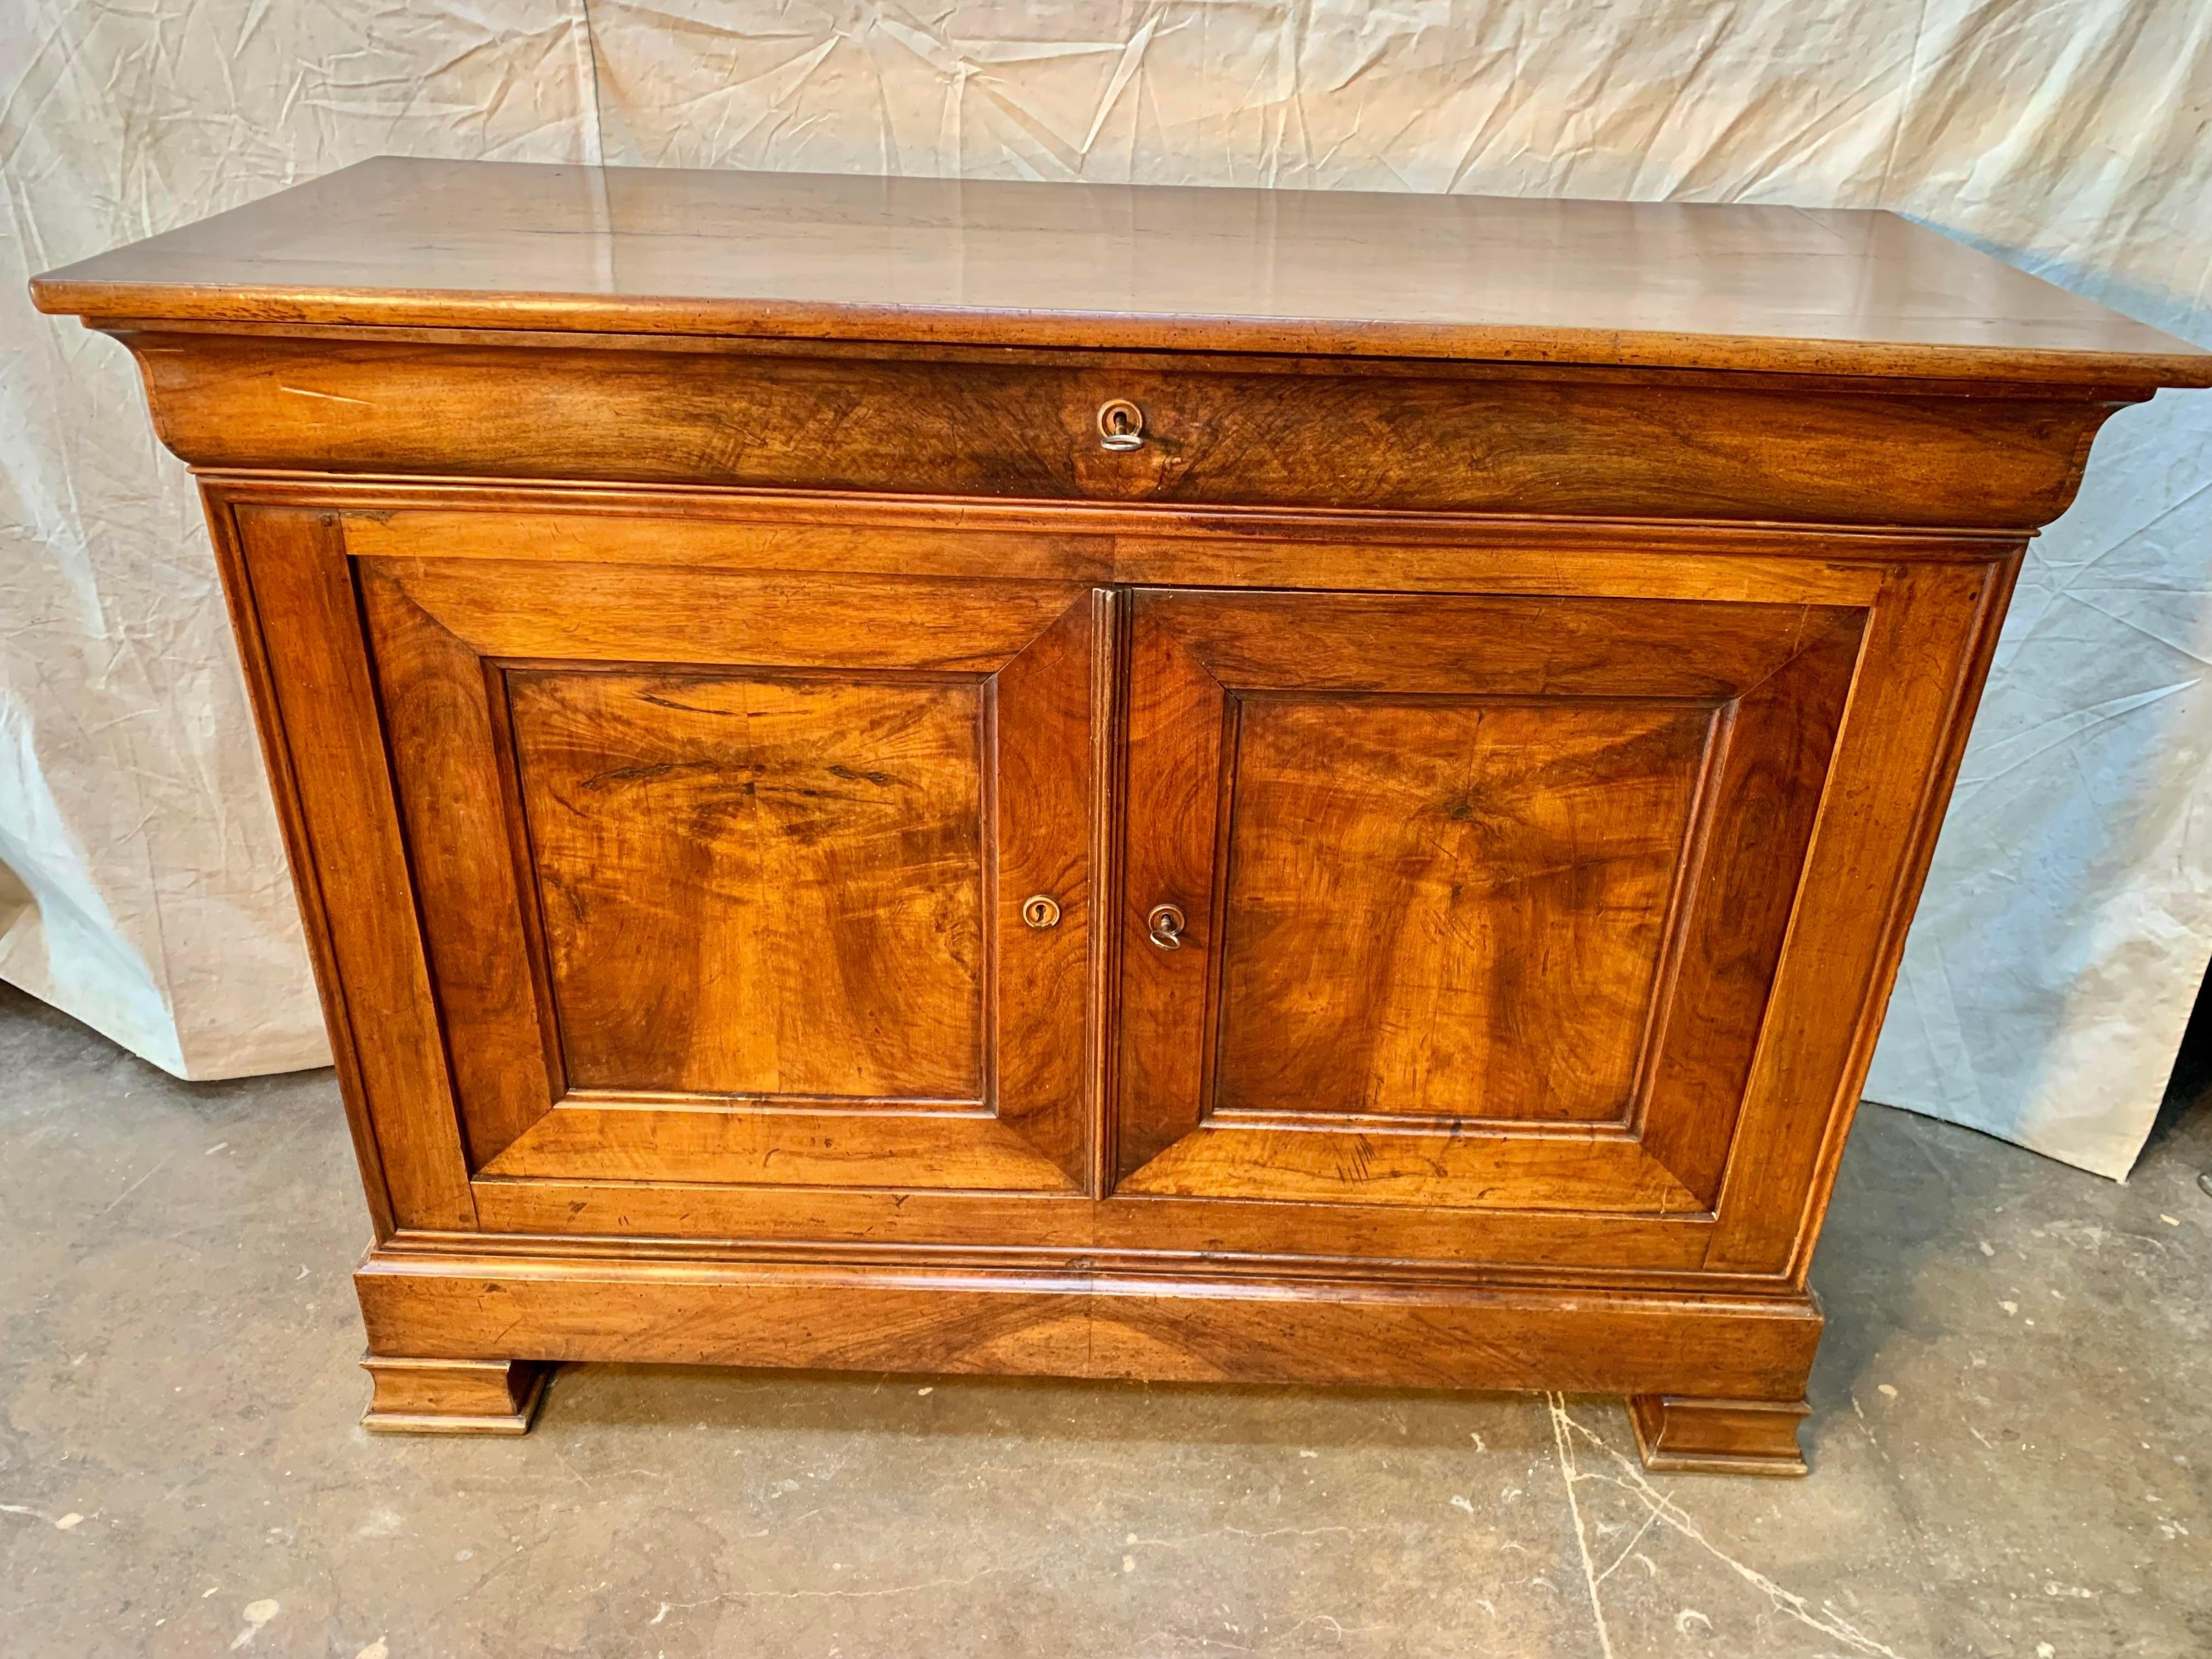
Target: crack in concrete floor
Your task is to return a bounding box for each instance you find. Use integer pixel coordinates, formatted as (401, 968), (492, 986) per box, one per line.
(1, 980), (2208, 1657)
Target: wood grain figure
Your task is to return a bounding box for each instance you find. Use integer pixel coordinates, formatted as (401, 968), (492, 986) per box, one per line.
(35, 158), (2210, 1468)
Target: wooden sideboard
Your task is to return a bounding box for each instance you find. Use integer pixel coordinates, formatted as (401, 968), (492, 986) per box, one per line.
(35, 159), (2210, 1472)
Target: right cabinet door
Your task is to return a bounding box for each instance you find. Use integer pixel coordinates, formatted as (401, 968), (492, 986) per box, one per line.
(1114, 585), (1866, 1216)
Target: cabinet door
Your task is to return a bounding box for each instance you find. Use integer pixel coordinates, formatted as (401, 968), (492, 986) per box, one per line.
(349, 552), (1098, 1195)
(1115, 586), (1863, 1215)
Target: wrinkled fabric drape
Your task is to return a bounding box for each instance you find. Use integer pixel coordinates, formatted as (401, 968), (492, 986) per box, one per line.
(3, 2), (2206, 1176)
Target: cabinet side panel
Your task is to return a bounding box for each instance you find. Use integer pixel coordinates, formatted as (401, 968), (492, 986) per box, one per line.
(1705, 554), (2018, 1274)
(231, 505), (476, 1229)
(201, 490), (395, 1238)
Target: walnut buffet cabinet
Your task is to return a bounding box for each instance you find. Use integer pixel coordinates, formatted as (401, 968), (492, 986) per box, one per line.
(35, 159), (2211, 1472)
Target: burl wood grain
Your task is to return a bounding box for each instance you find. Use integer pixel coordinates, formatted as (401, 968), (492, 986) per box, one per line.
(210, 478), (2028, 1466)
(92, 330), (2140, 530)
(47, 160), (2206, 1466)
(510, 668), (988, 1103)
(1116, 587), (1860, 1212)
(1214, 696), (1714, 1124)
(354, 538), (1098, 1190)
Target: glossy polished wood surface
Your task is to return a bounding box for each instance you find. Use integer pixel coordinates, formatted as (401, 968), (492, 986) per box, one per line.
(88, 329), (2141, 528)
(359, 1355), (549, 1436)
(359, 553), (1097, 1195)
(39, 159), (2212, 1469)
(32, 157), (2212, 386)
(1114, 587), (1858, 1211)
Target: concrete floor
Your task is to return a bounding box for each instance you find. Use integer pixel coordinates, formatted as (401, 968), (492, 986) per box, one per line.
(1, 980), (2207, 1658)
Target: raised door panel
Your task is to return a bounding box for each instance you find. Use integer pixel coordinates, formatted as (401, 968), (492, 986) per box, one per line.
(507, 668), (987, 1102)
(358, 553), (1098, 1194)
(229, 489), (1996, 1274)
(1114, 588), (1863, 1215)
(1213, 695), (1713, 1124)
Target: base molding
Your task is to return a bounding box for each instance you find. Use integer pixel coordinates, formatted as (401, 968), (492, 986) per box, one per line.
(1629, 1392), (1811, 1476)
(354, 1246), (1819, 1452)
(360, 1354), (552, 1436)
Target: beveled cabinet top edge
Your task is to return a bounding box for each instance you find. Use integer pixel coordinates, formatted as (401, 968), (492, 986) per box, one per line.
(31, 156), (2212, 391)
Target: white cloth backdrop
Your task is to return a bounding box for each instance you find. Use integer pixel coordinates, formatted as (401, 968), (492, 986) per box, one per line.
(3, 2), (2207, 1175)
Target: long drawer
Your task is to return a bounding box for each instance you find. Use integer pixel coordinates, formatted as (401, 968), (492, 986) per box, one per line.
(127, 329), (2107, 528)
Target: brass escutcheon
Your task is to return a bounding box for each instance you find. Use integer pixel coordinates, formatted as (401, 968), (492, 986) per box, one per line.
(1096, 398), (1146, 451)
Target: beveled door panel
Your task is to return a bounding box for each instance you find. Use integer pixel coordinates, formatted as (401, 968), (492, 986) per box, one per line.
(359, 555), (1098, 1193)
(1115, 588), (1864, 1213)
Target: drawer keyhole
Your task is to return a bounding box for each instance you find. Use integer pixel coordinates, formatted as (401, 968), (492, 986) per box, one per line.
(1097, 398), (1146, 452)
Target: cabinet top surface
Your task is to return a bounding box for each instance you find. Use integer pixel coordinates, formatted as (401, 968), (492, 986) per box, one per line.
(31, 156), (2210, 388)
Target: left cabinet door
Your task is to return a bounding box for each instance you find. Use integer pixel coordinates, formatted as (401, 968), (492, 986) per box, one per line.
(230, 505), (1098, 1221)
